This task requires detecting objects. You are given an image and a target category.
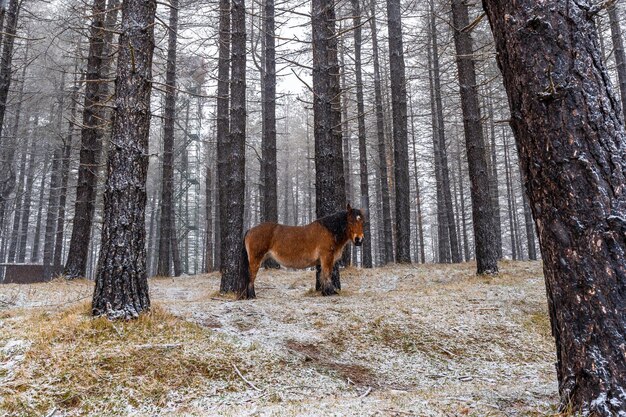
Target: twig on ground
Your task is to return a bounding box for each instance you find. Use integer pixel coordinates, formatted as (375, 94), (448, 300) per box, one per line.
(233, 364), (262, 392)
(358, 386), (372, 398)
(134, 343), (182, 350)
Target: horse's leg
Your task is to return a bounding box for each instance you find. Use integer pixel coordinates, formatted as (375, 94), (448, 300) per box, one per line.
(247, 257), (261, 299)
(320, 254), (338, 296)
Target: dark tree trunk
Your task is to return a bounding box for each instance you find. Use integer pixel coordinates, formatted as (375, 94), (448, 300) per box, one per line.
(409, 93), (426, 264)
(54, 76), (81, 270)
(157, 0), (180, 278)
(216, 0), (230, 274)
(205, 158), (214, 272)
(17, 134), (38, 263)
(261, 0), (277, 224)
(520, 164), (537, 261)
(428, 0), (462, 263)
(486, 93), (503, 258)
(340, 36), (353, 268)
(0, 34), (26, 254)
(260, 0), (280, 270)
(0, 0), (19, 145)
(92, 0), (156, 319)
(482, 1), (626, 413)
(451, 0), (498, 274)
(385, 0), (411, 263)
(65, 0), (112, 278)
(7, 135), (30, 263)
(220, 0), (247, 296)
(369, 0), (394, 265)
(608, 2), (626, 119)
(31, 150), (50, 263)
(457, 139), (470, 261)
(426, 4), (450, 263)
(312, 0), (345, 291)
(352, 0), (372, 268)
(503, 133), (517, 260)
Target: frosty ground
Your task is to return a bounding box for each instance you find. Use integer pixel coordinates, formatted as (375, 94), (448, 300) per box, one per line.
(0, 261), (558, 416)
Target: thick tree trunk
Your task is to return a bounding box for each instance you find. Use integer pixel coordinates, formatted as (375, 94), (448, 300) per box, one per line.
(352, 0), (372, 268)
(65, 0), (113, 278)
(157, 0), (180, 278)
(482, 1), (626, 413)
(92, 0), (156, 319)
(385, 0), (411, 263)
(220, 0), (247, 296)
(451, 0), (498, 274)
(608, 2), (626, 119)
(369, 0), (394, 265)
(312, 0), (345, 291)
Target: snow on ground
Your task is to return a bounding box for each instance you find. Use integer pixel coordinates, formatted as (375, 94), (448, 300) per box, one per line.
(0, 261), (557, 416)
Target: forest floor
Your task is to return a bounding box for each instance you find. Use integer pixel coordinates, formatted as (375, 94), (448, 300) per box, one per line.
(0, 260), (559, 416)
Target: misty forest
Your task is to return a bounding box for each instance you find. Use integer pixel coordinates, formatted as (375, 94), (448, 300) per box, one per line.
(0, 0), (625, 415)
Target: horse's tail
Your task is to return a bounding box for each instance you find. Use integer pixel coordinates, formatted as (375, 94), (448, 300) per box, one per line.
(239, 231), (251, 299)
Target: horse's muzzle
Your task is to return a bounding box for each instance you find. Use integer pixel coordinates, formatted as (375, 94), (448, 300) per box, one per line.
(354, 237), (363, 246)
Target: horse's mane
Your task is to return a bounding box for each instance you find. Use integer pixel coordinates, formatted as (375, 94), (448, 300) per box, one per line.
(316, 210), (349, 243)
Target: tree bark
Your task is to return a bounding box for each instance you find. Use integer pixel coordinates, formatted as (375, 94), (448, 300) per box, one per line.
(409, 92), (426, 264)
(482, 0), (626, 413)
(31, 150), (50, 263)
(261, 0), (277, 225)
(451, 0), (498, 274)
(369, 0), (394, 265)
(220, 0), (247, 296)
(157, 0), (180, 278)
(216, 0), (230, 274)
(0, 0), (19, 147)
(92, 0), (156, 319)
(65, 0), (113, 278)
(312, 0), (345, 291)
(385, 0), (411, 263)
(17, 132), (38, 263)
(352, 0), (372, 268)
(486, 92), (503, 258)
(608, 2), (626, 119)
(54, 74), (81, 270)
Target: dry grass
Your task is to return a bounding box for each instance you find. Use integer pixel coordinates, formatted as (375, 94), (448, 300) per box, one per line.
(0, 303), (285, 416)
(0, 260), (560, 416)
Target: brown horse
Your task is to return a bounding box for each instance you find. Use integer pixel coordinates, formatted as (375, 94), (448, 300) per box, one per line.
(240, 204), (365, 298)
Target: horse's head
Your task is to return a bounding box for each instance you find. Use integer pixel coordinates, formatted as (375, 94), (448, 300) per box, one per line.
(346, 204), (365, 246)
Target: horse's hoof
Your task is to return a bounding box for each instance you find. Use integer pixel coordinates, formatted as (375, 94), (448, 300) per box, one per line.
(247, 286), (257, 299)
(321, 286), (338, 296)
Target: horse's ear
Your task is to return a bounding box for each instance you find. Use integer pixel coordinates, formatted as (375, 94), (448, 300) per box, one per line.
(346, 203), (352, 213)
